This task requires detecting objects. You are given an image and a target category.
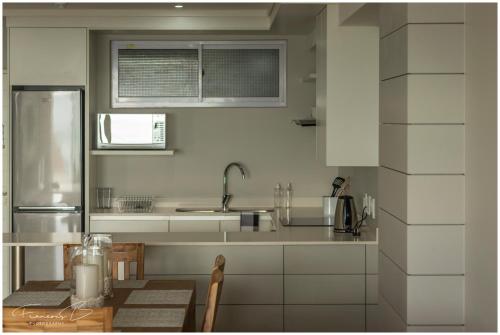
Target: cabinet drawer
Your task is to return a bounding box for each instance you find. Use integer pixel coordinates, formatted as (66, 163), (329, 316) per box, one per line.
(89, 219), (169, 233)
(196, 305), (283, 332)
(366, 274), (378, 304)
(220, 219), (274, 232)
(219, 220), (240, 232)
(284, 245), (365, 274)
(169, 220), (219, 232)
(150, 274), (283, 305)
(284, 305), (365, 332)
(366, 245), (378, 274)
(285, 275), (365, 304)
(145, 245), (283, 275)
(10, 28), (87, 85)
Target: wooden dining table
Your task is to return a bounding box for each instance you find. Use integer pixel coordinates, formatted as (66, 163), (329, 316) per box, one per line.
(4, 280), (196, 332)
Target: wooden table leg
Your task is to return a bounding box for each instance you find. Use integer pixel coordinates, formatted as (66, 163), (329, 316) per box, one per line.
(11, 246), (25, 292)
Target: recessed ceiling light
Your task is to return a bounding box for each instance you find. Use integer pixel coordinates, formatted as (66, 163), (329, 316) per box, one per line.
(174, 4), (183, 9)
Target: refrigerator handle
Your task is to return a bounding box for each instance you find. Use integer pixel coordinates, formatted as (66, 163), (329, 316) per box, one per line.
(16, 206), (81, 212)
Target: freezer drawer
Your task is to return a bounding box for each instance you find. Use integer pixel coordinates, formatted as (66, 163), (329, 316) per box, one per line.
(13, 212), (82, 281)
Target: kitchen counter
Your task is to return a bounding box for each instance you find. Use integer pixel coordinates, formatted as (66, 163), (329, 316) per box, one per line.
(9, 207), (377, 245)
(3, 225), (377, 246)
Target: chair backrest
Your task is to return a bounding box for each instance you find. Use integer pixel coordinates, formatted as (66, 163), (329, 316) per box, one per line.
(111, 243), (145, 280)
(201, 254), (226, 332)
(63, 243), (145, 281)
(3, 306), (113, 332)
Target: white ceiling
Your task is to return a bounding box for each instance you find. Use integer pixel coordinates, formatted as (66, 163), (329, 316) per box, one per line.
(3, 2), (325, 33)
(3, 3), (276, 17)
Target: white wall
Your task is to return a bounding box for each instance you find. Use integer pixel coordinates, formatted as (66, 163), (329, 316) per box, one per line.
(93, 33), (338, 202)
(465, 4), (497, 331)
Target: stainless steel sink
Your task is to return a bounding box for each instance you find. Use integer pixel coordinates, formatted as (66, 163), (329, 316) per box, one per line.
(175, 208), (224, 213)
(175, 207), (274, 213)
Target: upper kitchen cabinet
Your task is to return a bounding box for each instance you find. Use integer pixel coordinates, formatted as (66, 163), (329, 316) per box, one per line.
(9, 28), (87, 85)
(316, 5), (379, 167)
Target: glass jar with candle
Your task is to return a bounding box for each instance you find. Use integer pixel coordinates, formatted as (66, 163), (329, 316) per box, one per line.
(83, 234), (113, 298)
(83, 245), (104, 297)
(68, 245), (83, 295)
(93, 234), (113, 298)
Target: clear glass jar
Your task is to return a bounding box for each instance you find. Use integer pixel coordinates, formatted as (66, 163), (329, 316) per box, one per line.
(69, 245), (83, 295)
(83, 245), (104, 296)
(82, 234), (113, 298)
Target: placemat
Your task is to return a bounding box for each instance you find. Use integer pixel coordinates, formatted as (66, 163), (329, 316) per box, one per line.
(56, 281), (71, 290)
(125, 290), (192, 305)
(112, 308), (185, 328)
(113, 280), (149, 289)
(3, 291), (70, 307)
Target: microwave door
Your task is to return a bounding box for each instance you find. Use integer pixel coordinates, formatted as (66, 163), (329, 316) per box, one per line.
(97, 113), (166, 149)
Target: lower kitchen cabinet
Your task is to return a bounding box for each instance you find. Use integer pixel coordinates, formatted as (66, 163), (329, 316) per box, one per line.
(169, 220), (219, 232)
(196, 305), (284, 332)
(89, 219), (169, 233)
(219, 220), (240, 232)
(140, 244), (378, 331)
(284, 245), (365, 274)
(285, 274), (365, 304)
(366, 274), (378, 304)
(284, 305), (366, 332)
(148, 274), (283, 305)
(145, 245), (283, 275)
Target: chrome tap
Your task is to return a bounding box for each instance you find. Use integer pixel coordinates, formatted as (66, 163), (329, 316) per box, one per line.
(222, 162), (247, 212)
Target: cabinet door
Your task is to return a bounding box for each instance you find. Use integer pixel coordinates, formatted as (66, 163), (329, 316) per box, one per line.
(285, 305), (365, 332)
(10, 28), (86, 85)
(169, 220), (219, 232)
(284, 245), (365, 274)
(196, 305), (283, 332)
(89, 219), (169, 233)
(284, 275), (365, 304)
(219, 220), (240, 232)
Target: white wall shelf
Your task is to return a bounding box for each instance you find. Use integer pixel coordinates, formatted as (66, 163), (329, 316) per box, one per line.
(91, 150), (175, 156)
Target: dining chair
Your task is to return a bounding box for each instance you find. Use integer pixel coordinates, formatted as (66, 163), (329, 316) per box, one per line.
(110, 243), (145, 280)
(201, 254), (226, 332)
(63, 242), (145, 281)
(3, 306), (113, 332)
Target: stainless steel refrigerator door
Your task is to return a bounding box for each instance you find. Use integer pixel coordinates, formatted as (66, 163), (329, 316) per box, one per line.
(13, 212), (81, 280)
(12, 90), (82, 207)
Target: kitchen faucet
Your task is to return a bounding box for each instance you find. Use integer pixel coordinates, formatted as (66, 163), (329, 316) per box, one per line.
(222, 162), (247, 212)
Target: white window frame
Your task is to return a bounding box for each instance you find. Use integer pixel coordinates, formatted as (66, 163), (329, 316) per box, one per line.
(111, 40), (287, 108)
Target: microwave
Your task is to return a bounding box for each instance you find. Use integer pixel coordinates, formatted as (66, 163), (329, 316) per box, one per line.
(96, 113), (166, 149)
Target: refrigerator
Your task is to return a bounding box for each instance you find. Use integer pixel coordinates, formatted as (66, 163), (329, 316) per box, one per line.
(12, 87), (83, 281)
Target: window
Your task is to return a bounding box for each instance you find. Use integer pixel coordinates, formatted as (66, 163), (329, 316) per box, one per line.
(111, 40), (286, 108)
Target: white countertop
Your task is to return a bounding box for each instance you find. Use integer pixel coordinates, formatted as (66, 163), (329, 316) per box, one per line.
(89, 207), (330, 221)
(89, 207), (273, 221)
(3, 226), (378, 246)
